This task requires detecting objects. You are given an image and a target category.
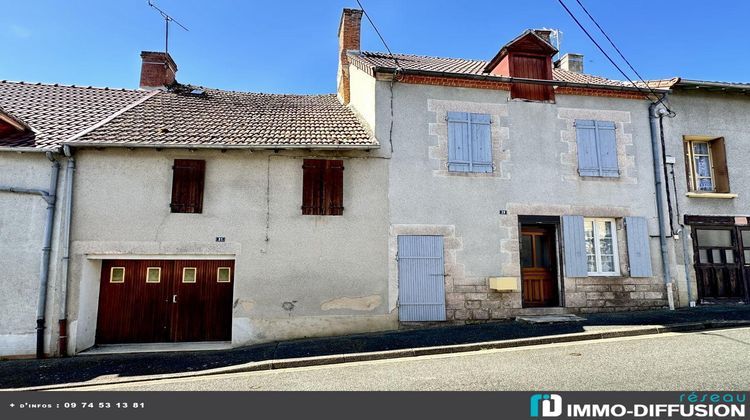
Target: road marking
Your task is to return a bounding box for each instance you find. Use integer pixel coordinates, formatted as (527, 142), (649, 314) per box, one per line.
(60, 326), (750, 391)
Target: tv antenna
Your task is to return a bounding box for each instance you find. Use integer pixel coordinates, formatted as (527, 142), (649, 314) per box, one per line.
(147, 0), (189, 54)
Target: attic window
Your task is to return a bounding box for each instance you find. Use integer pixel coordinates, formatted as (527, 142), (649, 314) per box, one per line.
(190, 89), (205, 96)
(0, 113), (30, 139)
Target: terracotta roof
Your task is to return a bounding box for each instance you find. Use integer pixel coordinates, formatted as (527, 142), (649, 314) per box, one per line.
(350, 51), (630, 88)
(72, 86), (376, 149)
(0, 80), (150, 149)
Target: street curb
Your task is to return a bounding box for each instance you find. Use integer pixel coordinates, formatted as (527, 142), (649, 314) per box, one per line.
(15, 320), (750, 391)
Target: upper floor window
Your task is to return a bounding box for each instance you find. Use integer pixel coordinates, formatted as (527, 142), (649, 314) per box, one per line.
(575, 120), (619, 177)
(447, 112), (493, 173)
(302, 159), (344, 216)
(170, 159), (206, 213)
(684, 137), (729, 193)
(584, 218), (620, 276)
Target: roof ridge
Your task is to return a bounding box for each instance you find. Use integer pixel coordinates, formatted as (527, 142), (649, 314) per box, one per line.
(0, 79), (144, 93)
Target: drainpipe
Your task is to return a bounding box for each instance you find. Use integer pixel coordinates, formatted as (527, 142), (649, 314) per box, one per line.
(649, 102), (675, 310)
(58, 145), (75, 356)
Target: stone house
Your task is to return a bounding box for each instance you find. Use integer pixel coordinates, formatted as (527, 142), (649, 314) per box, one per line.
(1, 7), (747, 358)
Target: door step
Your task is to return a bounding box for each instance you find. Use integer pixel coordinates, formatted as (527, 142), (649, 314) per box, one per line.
(515, 307), (570, 316)
(515, 314), (586, 324)
(78, 341), (232, 356)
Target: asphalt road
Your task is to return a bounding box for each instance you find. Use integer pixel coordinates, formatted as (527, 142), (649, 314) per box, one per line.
(69, 326), (750, 391)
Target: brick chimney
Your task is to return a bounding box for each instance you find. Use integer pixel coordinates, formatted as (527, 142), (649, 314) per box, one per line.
(139, 51), (178, 90)
(337, 8), (363, 104)
(556, 53), (584, 73)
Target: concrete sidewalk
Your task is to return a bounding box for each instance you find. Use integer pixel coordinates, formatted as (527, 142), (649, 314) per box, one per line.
(2, 305), (749, 390)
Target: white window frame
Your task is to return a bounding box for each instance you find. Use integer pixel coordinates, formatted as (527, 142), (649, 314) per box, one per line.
(146, 267), (161, 283)
(584, 218), (620, 276)
(686, 140), (716, 192)
(182, 267), (197, 283)
(217, 267), (231, 283)
(110, 267), (125, 283)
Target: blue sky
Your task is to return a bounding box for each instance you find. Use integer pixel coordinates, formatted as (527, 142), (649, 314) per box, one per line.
(2, 1), (748, 94)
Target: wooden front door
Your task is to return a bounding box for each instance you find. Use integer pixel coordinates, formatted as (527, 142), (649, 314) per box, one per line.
(96, 259), (234, 344)
(692, 227), (747, 302)
(521, 226), (559, 307)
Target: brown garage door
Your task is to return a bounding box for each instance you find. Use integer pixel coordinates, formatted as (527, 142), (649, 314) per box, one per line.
(96, 259), (234, 344)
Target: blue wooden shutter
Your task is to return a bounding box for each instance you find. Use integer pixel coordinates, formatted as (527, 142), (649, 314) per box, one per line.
(398, 235), (446, 321)
(596, 121), (619, 177)
(575, 120), (619, 177)
(470, 113), (493, 173)
(447, 112), (471, 172)
(575, 120), (600, 176)
(625, 216), (653, 277)
(562, 215), (588, 277)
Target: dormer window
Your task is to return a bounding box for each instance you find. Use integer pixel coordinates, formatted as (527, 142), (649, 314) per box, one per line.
(483, 30), (558, 102)
(0, 110), (31, 142)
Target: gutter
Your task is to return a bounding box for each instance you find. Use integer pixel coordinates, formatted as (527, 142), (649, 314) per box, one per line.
(60, 142), (380, 151)
(0, 152), (60, 357)
(648, 101), (675, 311)
(57, 145), (75, 356)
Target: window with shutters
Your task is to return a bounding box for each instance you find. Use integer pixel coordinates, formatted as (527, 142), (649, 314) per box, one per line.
(584, 218), (620, 276)
(447, 112), (493, 173)
(683, 137), (729, 193)
(302, 159), (344, 216)
(575, 120), (619, 177)
(170, 159), (206, 213)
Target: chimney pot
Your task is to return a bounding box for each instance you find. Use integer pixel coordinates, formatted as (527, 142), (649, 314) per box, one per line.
(337, 8), (363, 105)
(139, 51), (178, 90)
(556, 53), (584, 73)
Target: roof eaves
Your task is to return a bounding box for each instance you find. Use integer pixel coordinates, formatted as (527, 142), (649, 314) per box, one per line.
(62, 142), (380, 150)
(371, 66), (657, 94)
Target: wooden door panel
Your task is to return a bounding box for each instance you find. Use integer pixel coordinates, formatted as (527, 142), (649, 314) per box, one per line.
(520, 226), (559, 307)
(172, 260), (234, 342)
(96, 260), (173, 344)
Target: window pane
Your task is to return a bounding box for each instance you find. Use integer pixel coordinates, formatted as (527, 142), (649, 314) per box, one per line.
(587, 255), (597, 272)
(696, 229), (732, 247)
(694, 155), (711, 177)
(599, 238), (614, 255)
(693, 142), (709, 155)
(520, 235), (533, 268)
(712, 249), (722, 263)
(183, 268), (197, 283)
(745, 250), (750, 264)
(698, 177), (713, 192)
(110, 267), (125, 283)
(585, 221), (595, 256)
(725, 250), (734, 263)
(598, 220), (613, 239)
(146, 267), (160, 283)
(217, 267), (231, 283)
(742, 231), (750, 245)
(699, 249), (709, 263)
(600, 255), (616, 273)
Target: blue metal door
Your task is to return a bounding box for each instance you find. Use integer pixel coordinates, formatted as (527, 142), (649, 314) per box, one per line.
(398, 235), (446, 321)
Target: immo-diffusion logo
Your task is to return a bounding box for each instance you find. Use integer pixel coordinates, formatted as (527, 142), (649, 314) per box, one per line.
(530, 394), (563, 417)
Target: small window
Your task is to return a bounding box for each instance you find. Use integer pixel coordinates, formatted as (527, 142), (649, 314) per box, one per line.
(170, 159), (206, 213)
(584, 218), (620, 276)
(217, 267), (231, 283)
(446, 112), (492, 173)
(110, 267), (125, 283)
(575, 120), (619, 177)
(146, 267), (161, 283)
(182, 267), (197, 283)
(684, 137), (729, 193)
(302, 159), (344, 216)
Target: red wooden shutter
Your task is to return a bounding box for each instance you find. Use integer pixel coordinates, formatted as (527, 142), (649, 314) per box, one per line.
(510, 54), (554, 101)
(324, 160), (344, 215)
(170, 159), (206, 214)
(302, 159), (324, 215)
(302, 159), (344, 216)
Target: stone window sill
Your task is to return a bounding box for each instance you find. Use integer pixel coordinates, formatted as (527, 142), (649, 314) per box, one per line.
(685, 192), (738, 199)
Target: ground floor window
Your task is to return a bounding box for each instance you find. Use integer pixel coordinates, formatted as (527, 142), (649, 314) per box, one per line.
(584, 218), (620, 276)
